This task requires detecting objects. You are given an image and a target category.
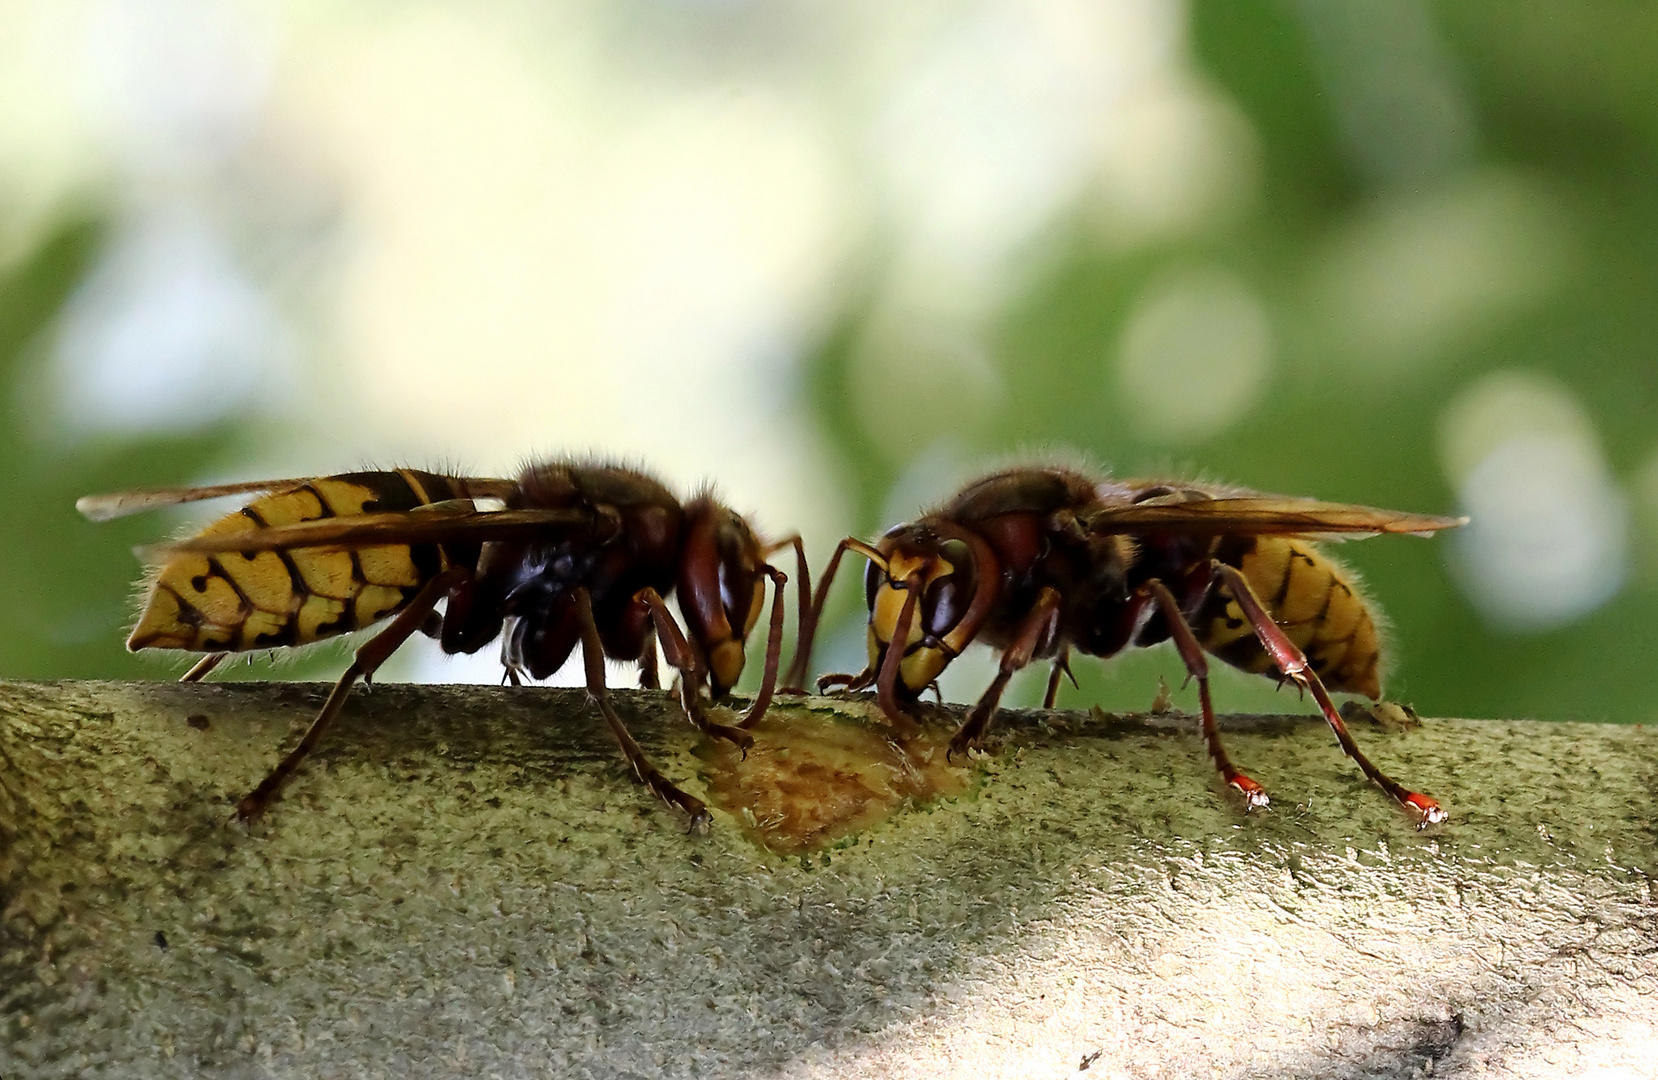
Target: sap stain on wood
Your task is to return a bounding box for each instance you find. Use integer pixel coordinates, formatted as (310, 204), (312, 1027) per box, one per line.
(699, 703), (973, 854)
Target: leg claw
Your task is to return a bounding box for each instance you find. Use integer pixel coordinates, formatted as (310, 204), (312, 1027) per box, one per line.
(1232, 780), (1271, 811)
(1408, 793), (1447, 827)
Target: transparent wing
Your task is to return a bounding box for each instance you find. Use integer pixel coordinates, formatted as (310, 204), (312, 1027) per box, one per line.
(78, 475), (521, 522)
(76, 478), (317, 522)
(1087, 496), (1467, 539)
(139, 507), (600, 561)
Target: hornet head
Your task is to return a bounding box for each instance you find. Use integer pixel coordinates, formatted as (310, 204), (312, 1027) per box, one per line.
(677, 495), (774, 696)
(861, 522), (1000, 711)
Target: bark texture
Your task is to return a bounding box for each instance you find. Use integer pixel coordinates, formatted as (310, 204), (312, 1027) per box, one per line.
(2, 679), (1655, 1079)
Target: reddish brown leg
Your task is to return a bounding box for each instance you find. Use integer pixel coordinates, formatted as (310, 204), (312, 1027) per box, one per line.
(782, 536), (886, 694)
(637, 627), (660, 690)
(874, 574), (924, 739)
(1042, 648), (1077, 710)
(235, 566), (471, 822)
(1212, 563), (1445, 825)
(632, 587), (752, 751)
(737, 566), (789, 728)
(1145, 580), (1269, 809)
(950, 586), (1062, 757)
(817, 669), (873, 694)
(181, 652), (227, 683)
(575, 587), (709, 828)
(764, 534), (813, 691)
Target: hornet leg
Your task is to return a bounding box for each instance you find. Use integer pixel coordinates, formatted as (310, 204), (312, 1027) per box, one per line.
(874, 572), (925, 739)
(950, 586), (1063, 757)
(817, 668), (874, 694)
(235, 566), (471, 822)
(763, 533), (813, 692)
(637, 626), (660, 690)
(181, 652), (227, 683)
(782, 536), (886, 694)
(1041, 648), (1077, 710)
(735, 566), (789, 728)
(1144, 579), (1269, 809)
(575, 587), (710, 829)
(632, 587), (752, 750)
(1212, 562), (1444, 825)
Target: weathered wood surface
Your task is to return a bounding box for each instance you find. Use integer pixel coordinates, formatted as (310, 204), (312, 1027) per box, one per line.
(1, 679), (1654, 1079)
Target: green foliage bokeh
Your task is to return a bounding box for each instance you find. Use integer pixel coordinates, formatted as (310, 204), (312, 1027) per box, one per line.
(795, 0), (1658, 723)
(6, 2), (1655, 722)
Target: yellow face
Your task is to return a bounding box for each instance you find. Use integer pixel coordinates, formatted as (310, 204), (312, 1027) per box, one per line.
(867, 550), (956, 693)
(709, 639), (746, 692)
(708, 579), (767, 691)
(743, 578), (766, 637)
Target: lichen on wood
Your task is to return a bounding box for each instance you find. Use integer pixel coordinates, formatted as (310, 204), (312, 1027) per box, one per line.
(2, 679), (1655, 1078)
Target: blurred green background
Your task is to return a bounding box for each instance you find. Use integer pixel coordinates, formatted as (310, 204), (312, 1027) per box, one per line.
(2, 0), (1653, 721)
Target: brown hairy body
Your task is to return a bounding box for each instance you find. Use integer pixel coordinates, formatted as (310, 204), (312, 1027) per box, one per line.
(84, 461), (802, 826)
(789, 465), (1462, 824)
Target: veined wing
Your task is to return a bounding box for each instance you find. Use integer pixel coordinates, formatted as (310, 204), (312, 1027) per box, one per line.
(78, 474), (519, 522)
(139, 507), (601, 561)
(77, 478), (314, 522)
(1086, 496), (1467, 539)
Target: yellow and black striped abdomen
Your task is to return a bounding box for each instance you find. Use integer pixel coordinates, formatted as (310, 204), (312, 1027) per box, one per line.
(128, 470), (459, 653)
(1195, 536), (1383, 699)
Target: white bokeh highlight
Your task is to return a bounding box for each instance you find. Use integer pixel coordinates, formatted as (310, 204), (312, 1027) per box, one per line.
(82, 0), (274, 176)
(1114, 264), (1273, 444)
(1294, 0), (1475, 187)
(871, 0), (1256, 355)
(1311, 172), (1570, 383)
(53, 209), (291, 434)
(1441, 372), (1627, 631)
(6, 0), (1261, 687)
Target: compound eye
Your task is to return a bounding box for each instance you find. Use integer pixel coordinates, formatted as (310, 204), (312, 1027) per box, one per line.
(718, 557), (762, 638)
(717, 559), (736, 614)
(923, 540), (975, 638)
(863, 558), (882, 611)
(742, 580), (765, 637)
(923, 575), (963, 638)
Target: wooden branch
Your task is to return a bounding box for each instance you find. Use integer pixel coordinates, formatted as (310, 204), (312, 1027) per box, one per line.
(2, 680), (1655, 1077)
